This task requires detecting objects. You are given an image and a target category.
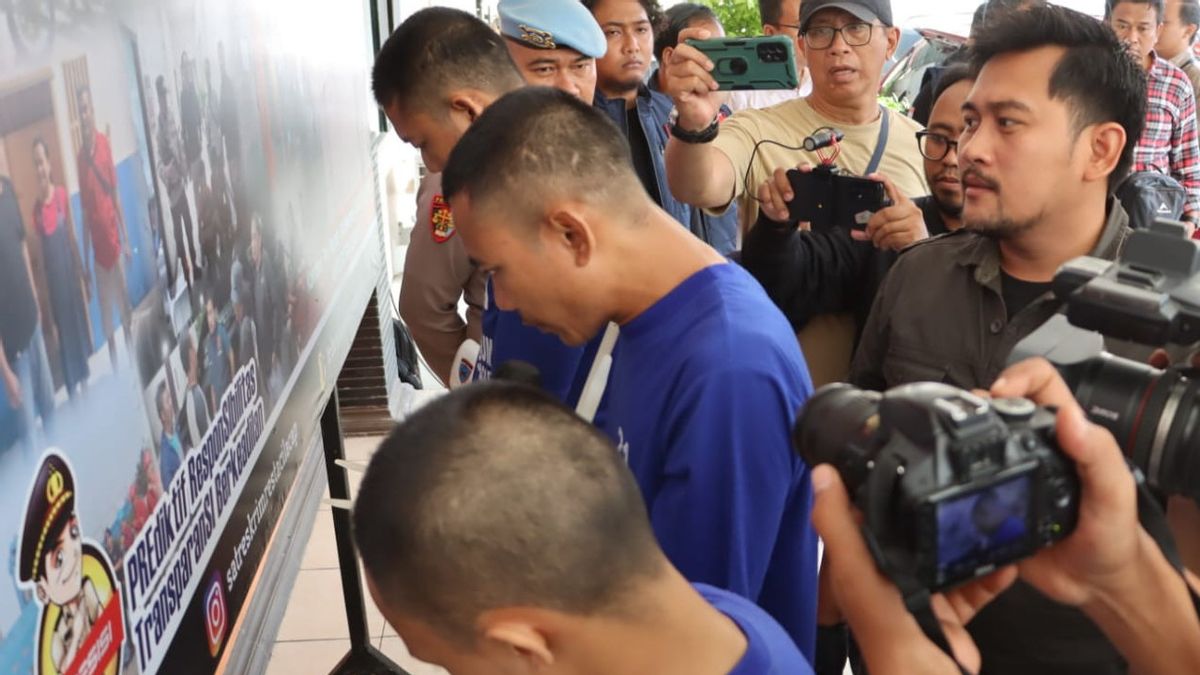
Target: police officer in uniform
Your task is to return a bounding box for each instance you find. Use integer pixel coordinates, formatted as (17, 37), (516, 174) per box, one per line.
(396, 0), (606, 386)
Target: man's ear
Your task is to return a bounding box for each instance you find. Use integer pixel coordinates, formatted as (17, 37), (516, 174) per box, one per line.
(544, 203), (596, 268)
(447, 90), (493, 124)
(480, 611), (556, 668)
(884, 27), (901, 61)
(35, 580), (48, 605)
(1082, 121), (1126, 185)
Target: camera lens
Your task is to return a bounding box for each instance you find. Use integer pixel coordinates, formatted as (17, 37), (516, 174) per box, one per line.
(757, 43), (784, 63)
(793, 384), (882, 490)
(1064, 355), (1200, 502)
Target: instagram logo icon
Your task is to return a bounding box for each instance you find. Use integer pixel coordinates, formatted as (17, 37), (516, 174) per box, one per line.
(205, 572), (228, 657)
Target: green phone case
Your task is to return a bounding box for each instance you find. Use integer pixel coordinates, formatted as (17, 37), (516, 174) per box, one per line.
(685, 36), (799, 91)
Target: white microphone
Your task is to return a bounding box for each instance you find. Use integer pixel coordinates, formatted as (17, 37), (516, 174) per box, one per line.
(448, 339), (480, 389)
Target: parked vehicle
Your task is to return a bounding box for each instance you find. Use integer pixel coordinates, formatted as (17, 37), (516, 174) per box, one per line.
(879, 27), (967, 114)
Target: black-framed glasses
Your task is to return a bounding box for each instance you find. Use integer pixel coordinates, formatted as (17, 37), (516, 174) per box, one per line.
(916, 130), (958, 161)
(802, 22), (875, 49)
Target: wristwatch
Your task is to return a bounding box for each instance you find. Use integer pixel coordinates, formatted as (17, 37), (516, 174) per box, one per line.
(669, 109), (720, 144)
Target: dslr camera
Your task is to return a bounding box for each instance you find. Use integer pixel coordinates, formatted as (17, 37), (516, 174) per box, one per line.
(786, 129), (890, 229)
(1011, 219), (1200, 503)
(793, 383), (1078, 591)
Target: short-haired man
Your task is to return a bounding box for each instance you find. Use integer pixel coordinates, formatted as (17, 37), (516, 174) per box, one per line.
(1156, 0), (1200, 94)
(741, 66), (972, 339)
(586, 0), (694, 229)
(381, 4), (606, 391)
(727, 0), (813, 113)
(442, 87), (818, 657)
(848, 5), (1147, 672)
(156, 382), (183, 488)
(75, 86), (134, 372)
(1110, 0), (1200, 222)
(354, 382), (814, 675)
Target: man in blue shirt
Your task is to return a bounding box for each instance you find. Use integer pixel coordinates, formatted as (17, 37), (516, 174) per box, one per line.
(355, 382), (813, 674)
(155, 382), (183, 488)
(442, 87), (818, 658)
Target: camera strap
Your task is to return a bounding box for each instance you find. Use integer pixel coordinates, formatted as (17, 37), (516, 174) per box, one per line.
(896, 579), (972, 675)
(864, 105), (890, 176)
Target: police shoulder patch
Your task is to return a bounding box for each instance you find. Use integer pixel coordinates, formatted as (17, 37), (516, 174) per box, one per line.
(431, 194), (455, 243)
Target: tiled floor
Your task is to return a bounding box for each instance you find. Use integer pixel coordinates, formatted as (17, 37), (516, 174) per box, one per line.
(266, 435), (447, 675)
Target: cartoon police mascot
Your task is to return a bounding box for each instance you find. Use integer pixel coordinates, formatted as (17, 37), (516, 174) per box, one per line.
(18, 451), (124, 675)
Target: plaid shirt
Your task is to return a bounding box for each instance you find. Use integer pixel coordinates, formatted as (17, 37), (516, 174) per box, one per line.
(1135, 54), (1200, 216)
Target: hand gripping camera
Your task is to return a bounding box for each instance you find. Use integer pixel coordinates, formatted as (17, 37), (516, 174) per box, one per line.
(793, 383), (1079, 591)
(1012, 219), (1200, 503)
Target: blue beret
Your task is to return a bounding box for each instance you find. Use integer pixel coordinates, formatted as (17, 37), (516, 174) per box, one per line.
(499, 0), (607, 60)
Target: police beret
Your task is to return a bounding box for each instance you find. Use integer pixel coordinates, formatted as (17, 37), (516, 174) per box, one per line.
(19, 452), (76, 582)
(499, 0), (607, 59)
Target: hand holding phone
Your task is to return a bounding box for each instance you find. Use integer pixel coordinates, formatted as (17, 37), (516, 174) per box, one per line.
(685, 36), (799, 91)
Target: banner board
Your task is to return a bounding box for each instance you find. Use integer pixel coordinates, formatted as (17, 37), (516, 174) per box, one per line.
(0, 1), (381, 673)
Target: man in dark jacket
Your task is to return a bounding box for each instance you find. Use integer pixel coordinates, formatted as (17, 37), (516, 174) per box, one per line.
(849, 7), (1146, 673)
(649, 2), (740, 254)
(740, 65), (972, 339)
(585, 0), (694, 230)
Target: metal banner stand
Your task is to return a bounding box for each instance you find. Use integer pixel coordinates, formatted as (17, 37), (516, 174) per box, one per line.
(321, 390), (409, 674)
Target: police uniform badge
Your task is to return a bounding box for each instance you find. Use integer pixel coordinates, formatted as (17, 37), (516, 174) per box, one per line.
(431, 194), (456, 243)
(18, 451), (124, 675)
(518, 24), (556, 49)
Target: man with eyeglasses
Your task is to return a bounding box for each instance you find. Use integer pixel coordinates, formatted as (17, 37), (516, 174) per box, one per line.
(663, 0), (925, 386)
(1109, 0), (1200, 223)
(740, 65), (971, 355)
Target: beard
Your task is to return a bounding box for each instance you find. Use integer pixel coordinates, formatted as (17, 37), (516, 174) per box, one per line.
(932, 190), (963, 218)
(964, 213), (1038, 239)
(603, 71), (644, 95)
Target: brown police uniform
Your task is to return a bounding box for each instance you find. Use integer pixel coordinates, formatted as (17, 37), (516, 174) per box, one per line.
(398, 172), (486, 385)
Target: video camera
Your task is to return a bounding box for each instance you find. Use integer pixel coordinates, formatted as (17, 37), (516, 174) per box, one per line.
(793, 382), (1078, 591)
(1011, 218), (1200, 504)
(786, 128), (890, 229)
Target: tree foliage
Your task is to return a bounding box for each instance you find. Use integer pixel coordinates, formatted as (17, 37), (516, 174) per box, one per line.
(697, 0), (763, 37)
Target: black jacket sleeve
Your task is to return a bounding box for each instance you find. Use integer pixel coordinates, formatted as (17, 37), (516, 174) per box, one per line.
(739, 217), (879, 331)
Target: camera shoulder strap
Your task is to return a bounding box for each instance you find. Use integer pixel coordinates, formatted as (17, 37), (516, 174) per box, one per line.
(897, 580), (972, 674)
(864, 105), (890, 176)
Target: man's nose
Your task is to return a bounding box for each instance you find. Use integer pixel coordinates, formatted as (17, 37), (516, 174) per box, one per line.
(493, 281), (515, 311)
(555, 70), (580, 97)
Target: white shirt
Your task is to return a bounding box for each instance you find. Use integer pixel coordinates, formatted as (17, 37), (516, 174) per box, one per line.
(726, 68), (813, 113)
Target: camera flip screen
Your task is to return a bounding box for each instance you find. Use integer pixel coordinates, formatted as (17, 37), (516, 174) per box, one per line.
(936, 474), (1031, 575)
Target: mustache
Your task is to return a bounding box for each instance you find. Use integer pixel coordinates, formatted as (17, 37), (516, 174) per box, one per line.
(961, 166), (1000, 191)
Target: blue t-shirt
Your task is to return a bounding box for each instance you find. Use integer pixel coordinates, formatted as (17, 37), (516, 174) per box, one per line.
(696, 583), (815, 675)
(474, 281), (604, 411)
(601, 263), (818, 659)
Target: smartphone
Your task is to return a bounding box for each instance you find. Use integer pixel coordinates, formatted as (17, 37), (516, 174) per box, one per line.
(787, 167), (890, 230)
(685, 36), (799, 91)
